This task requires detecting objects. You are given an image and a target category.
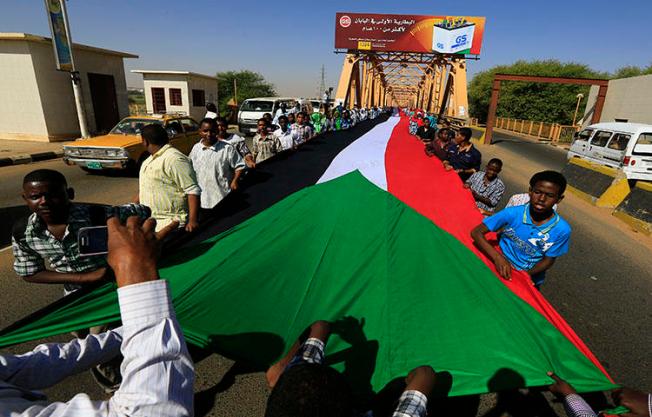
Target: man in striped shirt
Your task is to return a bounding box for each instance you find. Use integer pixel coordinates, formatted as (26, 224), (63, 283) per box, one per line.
(138, 124), (201, 232)
(464, 159), (506, 216)
(548, 371), (651, 417)
(190, 118), (245, 210)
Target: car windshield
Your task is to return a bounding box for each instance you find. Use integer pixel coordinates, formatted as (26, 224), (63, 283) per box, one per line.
(110, 119), (162, 135)
(577, 129), (593, 141)
(240, 101), (274, 112)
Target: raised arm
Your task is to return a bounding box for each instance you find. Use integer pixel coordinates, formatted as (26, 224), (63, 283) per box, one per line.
(106, 216), (194, 416)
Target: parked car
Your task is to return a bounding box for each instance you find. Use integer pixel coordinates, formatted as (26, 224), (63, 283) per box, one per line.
(568, 122), (652, 181)
(63, 114), (200, 173)
(238, 97), (296, 135)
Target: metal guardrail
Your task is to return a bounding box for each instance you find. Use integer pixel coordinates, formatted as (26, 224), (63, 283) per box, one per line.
(491, 117), (579, 144)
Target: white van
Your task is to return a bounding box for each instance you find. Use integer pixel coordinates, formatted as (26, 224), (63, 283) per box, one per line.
(567, 122), (652, 181)
(238, 97), (297, 135)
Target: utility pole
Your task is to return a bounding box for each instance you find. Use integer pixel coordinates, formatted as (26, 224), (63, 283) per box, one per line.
(572, 93), (584, 127)
(233, 78), (238, 106)
(318, 64), (326, 99)
(44, 0), (90, 138)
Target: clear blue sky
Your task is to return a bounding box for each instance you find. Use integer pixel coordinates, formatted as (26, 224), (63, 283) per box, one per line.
(3, 0), (651, 97)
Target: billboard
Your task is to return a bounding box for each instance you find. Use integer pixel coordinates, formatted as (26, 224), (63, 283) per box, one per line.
(44, 0), (75, 71)
(335, 13), (486, 55)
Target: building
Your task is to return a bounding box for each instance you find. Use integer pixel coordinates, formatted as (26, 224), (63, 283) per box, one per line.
(131, 70), (218, 122)
(0, 33), (137, 142)
(583, 74), (652, 126)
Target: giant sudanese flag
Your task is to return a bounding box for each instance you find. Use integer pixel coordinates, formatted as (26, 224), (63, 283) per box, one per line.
(0, 114), (615, 396)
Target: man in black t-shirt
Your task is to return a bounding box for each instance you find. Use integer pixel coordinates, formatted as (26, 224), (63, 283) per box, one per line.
(416, 118), (436, 142)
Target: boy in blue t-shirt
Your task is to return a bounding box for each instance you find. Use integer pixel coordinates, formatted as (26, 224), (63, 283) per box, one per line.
(471, 170), (571, 288)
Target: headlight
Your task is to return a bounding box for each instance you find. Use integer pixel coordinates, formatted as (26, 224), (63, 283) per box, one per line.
(64, 147), (80, 156)
(105, 148), (128, 158)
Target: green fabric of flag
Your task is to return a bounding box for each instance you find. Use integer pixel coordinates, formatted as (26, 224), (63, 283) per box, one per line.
(0, 172), (615, 396)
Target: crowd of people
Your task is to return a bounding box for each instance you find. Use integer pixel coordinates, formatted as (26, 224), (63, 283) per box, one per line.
(405, 108), (570, 290)
(2, 107), (650, 416)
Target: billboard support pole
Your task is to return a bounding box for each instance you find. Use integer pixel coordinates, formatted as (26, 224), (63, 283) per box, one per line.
(452, 60), (469, 119)
(45, 0), (90, 138)
(438, 71), (454, 121)
(70, 71), (90, 138)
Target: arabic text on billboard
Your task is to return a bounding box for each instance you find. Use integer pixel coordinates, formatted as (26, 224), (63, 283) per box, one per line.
(335, 13), (486, 55)
(45, 0), (74, 71)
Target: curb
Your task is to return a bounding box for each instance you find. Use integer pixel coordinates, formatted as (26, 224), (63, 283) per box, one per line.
(562, 157), (630, 208)
(0, 151), (64, 168)
(613, 181), (652, 235)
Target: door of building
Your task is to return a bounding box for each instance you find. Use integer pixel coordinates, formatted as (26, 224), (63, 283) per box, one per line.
(152, 88), (166, 114)
(87, 73), (120, 134)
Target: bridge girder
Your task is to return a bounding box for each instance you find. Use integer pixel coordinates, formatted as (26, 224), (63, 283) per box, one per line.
(335, 50), (469, 119)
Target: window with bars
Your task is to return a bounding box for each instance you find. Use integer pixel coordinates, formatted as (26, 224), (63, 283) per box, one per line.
(169, 88), (182, 106)
(192, 89), (205, 107)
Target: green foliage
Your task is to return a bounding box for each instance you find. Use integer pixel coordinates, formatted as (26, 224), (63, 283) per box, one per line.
(215, 70), (276, 115)
(128, 90), (145, 105)
(612, 64), (652, 79)
(469, 60), (652, 125)
(468, 60), (606, 124)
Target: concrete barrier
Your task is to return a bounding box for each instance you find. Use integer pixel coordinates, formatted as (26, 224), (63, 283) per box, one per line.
(562, 157), (630, 208)
(613, 181), (652, 235)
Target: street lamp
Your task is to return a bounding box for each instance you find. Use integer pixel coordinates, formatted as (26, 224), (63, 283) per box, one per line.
(572, 93), (584, 127)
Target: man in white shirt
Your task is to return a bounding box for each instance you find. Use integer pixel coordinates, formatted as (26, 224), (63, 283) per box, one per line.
(0, 216), (194, 416)
(272, 102), (289, 126)
(215, 117), (255, 169)
(273, 115), (294, 151)
(190, 118), (245, 210)
(204, 102), (218, 119)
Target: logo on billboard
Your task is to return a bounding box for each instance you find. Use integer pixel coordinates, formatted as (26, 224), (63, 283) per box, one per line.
(339, 15), (351, 28)
(453, 35), (468, 48)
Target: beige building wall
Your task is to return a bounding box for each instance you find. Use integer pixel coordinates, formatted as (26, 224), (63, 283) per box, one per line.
(582, 75), (652, 127)
(29, 41), (131, 139)
(188, 76), (218, 121)
(142, 74), (189, 116)
(600, 75), (652, 124)
(0, 40), (49, 139)
(139, 72), (218, 122)
(0, 34), (135, 142)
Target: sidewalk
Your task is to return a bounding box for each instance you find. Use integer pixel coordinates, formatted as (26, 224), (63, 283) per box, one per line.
(0, 140), (71, 167)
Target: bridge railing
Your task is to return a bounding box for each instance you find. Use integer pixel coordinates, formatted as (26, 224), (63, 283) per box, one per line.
(494, 117), (579, 144)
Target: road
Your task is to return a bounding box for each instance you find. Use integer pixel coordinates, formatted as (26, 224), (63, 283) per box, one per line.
(0, 130), (649, 416)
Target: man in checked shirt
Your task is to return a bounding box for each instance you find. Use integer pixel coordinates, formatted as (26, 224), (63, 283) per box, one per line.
(264, 320), (437, 417)
(11, 169), (151, 392)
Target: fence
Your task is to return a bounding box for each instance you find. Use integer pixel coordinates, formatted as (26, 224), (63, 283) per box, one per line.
(494, 117), (579, 144)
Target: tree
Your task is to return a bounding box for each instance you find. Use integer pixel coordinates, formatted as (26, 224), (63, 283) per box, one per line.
(468, 60), (607, 124)
(215, 70), (276, 115)
(611, 64), (652, 79)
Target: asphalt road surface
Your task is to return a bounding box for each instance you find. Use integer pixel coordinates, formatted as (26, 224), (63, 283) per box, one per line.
(0, 130), (649, 416)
